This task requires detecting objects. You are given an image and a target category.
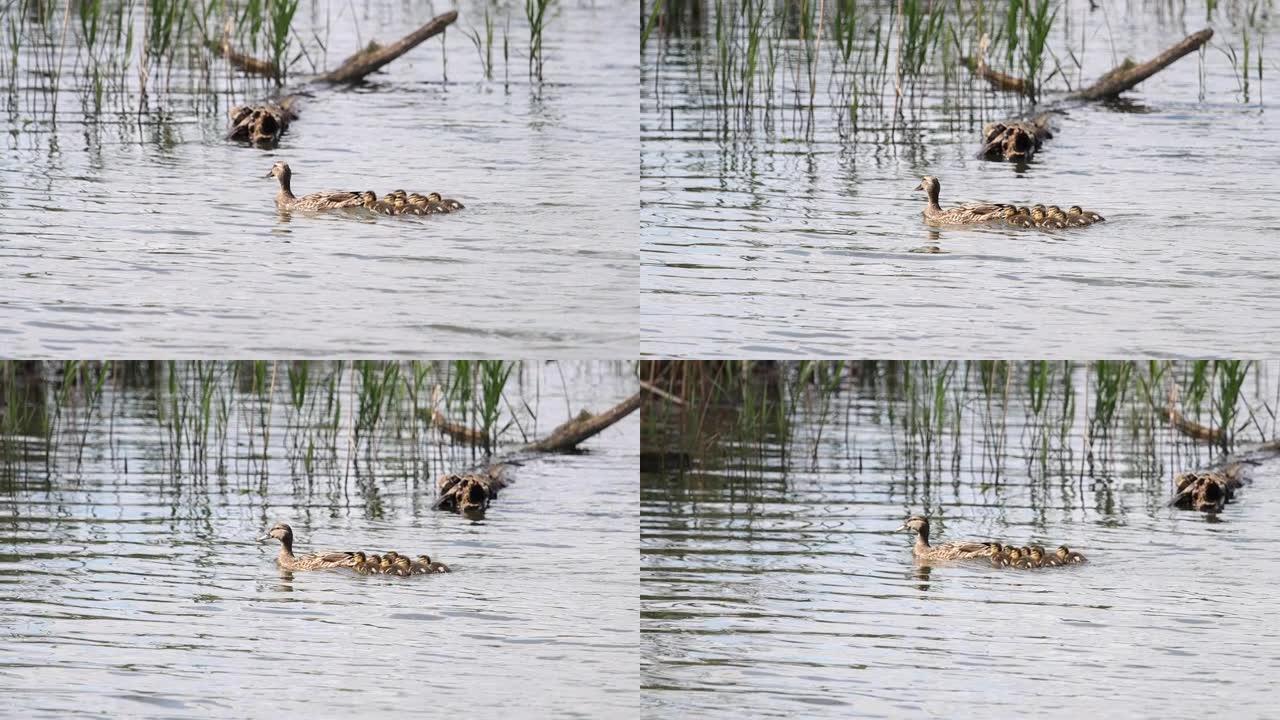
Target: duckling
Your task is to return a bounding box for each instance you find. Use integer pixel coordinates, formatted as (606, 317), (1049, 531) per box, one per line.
(414, 554), (451, 573)
(392, 557), (414, 577)
(427, 192), (464, 212)
(366, 553), (382, 569)
(350, 551), (369, 573)
(1065, 205), (1092, 226)
(1000, 206), (1033, 228)
(1046, 206), (1070, 227)
(1000, 547), (1023, 567)
(378, 556), (394, 573)
(1055, 545), (1087, 564)
(359, 191), (378, 209)
(1068, 205), (1105, 224)
(265, 162), (364, 212)
(989, 544), (1009, 567)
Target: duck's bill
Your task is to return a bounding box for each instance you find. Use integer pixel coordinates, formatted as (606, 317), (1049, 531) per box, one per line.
(264, 170), (274, 177)
(896, 523), (910, 531)
(913, 182), (924, 191)
(256, 533), (271, 542)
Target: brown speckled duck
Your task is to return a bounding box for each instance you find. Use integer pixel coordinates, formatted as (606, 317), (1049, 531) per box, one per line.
(899, 515), (1000, 561)
(266, 162), (364, 212)
(258, 523), (357, 571)
(914, 176), (1006, 226)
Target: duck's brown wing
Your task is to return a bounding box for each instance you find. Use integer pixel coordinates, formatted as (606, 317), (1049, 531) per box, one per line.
(300, 190), (364, 208)
(313, 551), (357, 566)
(945, 542), (997, 557)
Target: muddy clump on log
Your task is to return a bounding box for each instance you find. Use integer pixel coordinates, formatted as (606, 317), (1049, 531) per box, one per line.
(434, 466), (510, 521)
(1171, 466), (1247, 514)
(227, 97), (300, 147)
(978, 114), (1053, 161)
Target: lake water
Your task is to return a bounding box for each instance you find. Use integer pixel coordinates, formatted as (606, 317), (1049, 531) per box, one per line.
(641, 362), (1280, 717)
(1, 0), (637, 356)
(0, 361), (638, 717)
(641, 2), (1280, 356)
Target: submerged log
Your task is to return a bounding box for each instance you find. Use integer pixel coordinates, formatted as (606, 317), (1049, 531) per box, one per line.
(972, 28), (1213, 160)
(209, 35), (280, 80)
(1162, 385), (1226, 445)
(222, 11), (458, 147)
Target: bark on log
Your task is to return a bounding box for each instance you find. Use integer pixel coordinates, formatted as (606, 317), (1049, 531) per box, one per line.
(319, 11), (457, 84)
(1071, 29), (1213, 100)
(433, 465), (511, 520)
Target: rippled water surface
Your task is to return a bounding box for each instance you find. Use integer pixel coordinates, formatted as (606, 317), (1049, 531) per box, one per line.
(0, 362), (638, 717)
(641, 2), (1280, 356)
(2, 0), (637, 356)
(641, 364), (1280, 717)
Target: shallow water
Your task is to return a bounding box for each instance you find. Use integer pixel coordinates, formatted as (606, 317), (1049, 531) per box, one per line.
(1, 0), (638, 356)
(0, 362), (638, 717)
(641, 1), (1280, 356)
(641, 364), (1280, 717)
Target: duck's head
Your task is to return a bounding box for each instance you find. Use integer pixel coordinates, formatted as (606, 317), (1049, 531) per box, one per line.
(1029, 547), (1044, 561)
(898, 515), (929, 534)
(409, 193), (428, 204)
(990, 543), (1004, 553)
(913, 175), (940, 196)
(385, 551), (399, 561)
(389, 189), (407, 201)
(360, 191), (376, 204)
(395, 557), (412, 568)
(417, 554), (432, 565)
(352, 551), (367, 563)
(1030, 207), (1046, 221)
(1068, 205), (1084, 215)
(265, 161), (291, 182)
(1055, 546), (1070, 561)
(258, 523), (293, 546)
(1007, 547), (1022, 561)
(367, 554), (382, 563)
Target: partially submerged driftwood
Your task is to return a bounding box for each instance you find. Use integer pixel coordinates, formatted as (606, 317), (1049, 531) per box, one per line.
(430, 392), (641, 519)
(1162, 385), (1226, 445)
(1171, 466), (1248, 514)
(224, 11), (457, 147)
(970, 28), (1213, 160)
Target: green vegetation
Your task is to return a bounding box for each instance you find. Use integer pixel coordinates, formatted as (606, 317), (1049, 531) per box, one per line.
(0, 360), (551, 480)
(642, 361), (1275, 475)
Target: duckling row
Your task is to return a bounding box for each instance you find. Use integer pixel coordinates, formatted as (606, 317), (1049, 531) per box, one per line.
(987, 543), (1087, 569)
(362, 189), (465, 216)
(351, 551), (451, 576)
(994, 204), (1104, 229)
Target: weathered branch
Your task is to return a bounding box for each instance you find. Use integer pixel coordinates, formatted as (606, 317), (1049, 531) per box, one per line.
(962, 55), (1028, 95)
(524, 392), (641, 453)
(1072, 28), (1213, 100)
(1162, 385), (1225, 444)
(210, 37), (279, 80)
(319, 11), (457, 84)
(418, 407), (488, 447)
